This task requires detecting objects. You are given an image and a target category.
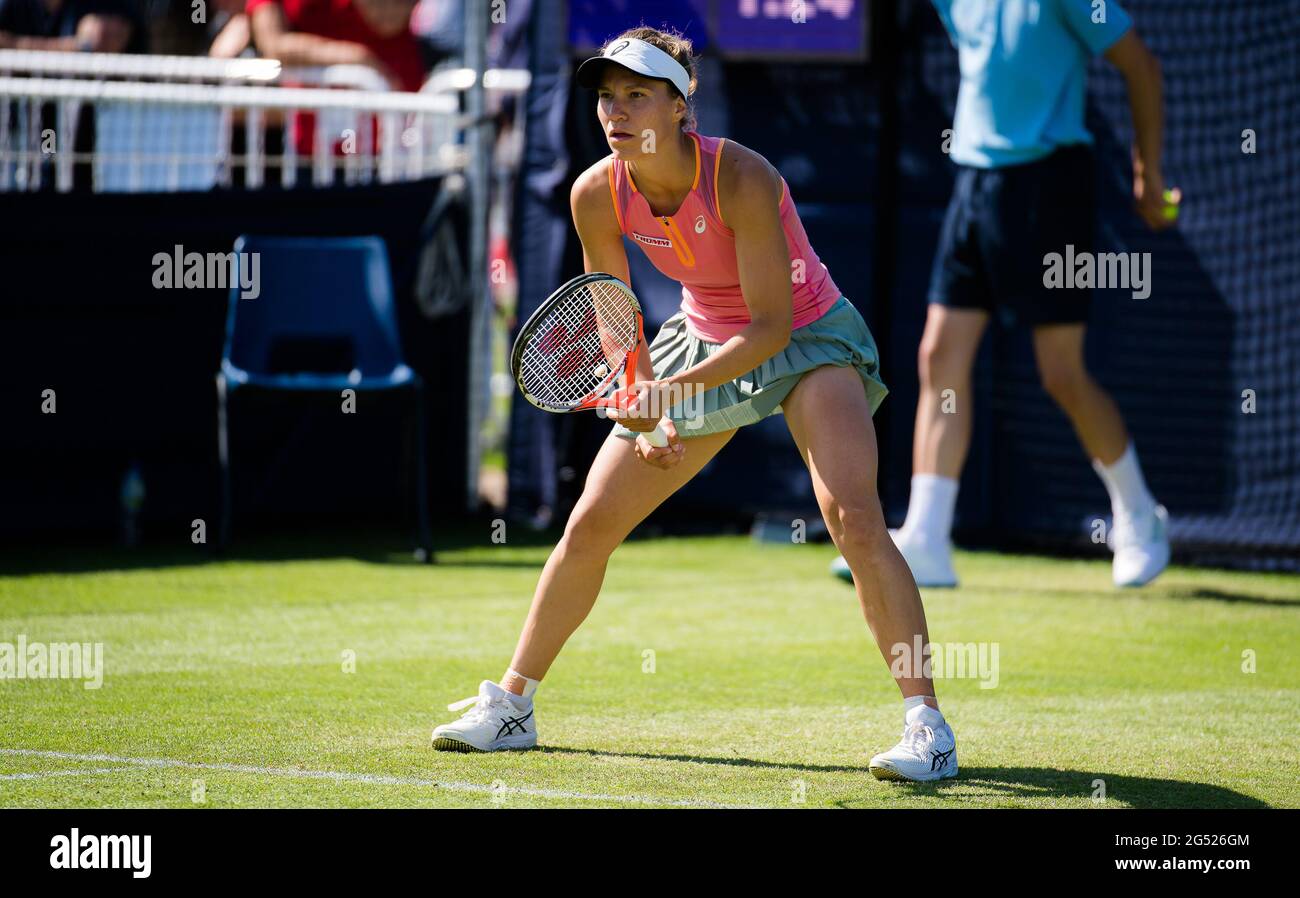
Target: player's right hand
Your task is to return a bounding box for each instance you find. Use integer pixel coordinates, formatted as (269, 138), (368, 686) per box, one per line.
(634, 418), (685, 470)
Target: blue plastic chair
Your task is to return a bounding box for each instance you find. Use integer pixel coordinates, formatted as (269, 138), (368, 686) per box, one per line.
(216, 235), (432, 560)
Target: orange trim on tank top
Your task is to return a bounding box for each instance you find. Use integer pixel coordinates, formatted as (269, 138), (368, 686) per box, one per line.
(713, 137), (726, 224)
(710, 138), (783, 227)
(689, 131), (701, 190)
(656, 215), (696, 268)
(622, 134), (705, 269)
(607, 162), (624, 233)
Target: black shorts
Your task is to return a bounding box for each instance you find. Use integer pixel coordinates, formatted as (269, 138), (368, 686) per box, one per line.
(927, 144), (1096, 328)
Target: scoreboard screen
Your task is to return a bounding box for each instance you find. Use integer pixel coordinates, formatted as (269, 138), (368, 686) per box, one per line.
(718, 0), (865, 57)
(568, 1), (867, 60)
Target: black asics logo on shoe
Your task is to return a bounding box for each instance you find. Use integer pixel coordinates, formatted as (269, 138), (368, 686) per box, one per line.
(496, 710), (532, 739)
(931, 748), (954, 771)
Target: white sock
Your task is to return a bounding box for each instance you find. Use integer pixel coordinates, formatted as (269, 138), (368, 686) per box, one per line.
(903, 696), (944, 727)
(900, 474), (959, 544)
(503, 668), (539, 709)
(1092, 442), (1156, 521)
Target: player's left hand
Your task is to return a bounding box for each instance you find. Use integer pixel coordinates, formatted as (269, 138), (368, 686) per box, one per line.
(633, 417), (685, 470)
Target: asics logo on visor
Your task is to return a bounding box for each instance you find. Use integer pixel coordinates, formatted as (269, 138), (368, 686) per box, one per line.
(609, 40), (629, 56)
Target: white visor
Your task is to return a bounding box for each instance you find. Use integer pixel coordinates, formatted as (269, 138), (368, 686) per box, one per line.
(575, 37), (691, 100)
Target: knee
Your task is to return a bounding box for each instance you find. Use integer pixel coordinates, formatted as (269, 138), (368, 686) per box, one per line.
(1038, 362), (1090, 410)
(559, 509), (622, 560)
(828, 500), (889, 556)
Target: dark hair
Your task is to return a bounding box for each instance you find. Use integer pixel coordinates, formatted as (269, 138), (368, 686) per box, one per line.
(605, 25), (699, 131)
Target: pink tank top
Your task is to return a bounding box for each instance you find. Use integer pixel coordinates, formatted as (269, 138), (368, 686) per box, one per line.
(608, 130), (841, 343)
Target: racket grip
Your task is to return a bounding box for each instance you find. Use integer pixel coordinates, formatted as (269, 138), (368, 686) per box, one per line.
(645, 421), (670, 448)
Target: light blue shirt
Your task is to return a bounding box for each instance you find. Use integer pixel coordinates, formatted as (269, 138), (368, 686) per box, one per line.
(932, 0), (1132, 168)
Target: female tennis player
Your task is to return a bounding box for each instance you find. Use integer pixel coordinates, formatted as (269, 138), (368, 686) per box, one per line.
(432, 26), (958, 782)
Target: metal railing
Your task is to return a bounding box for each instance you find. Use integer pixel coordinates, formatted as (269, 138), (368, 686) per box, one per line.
(0, 50), (530, 193)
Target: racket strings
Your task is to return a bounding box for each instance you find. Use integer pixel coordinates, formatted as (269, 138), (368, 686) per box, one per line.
(518, 280), (638, 408)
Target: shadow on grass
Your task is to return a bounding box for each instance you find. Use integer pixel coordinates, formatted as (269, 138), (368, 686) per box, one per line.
(834, 766), (1270, 809)
(977, 584), (1300, 609)
(538, 747), (1269, 808)
(1160, 586), (1300, 608)
(0, 518), (564, 577)
(537, 744), (869, 774)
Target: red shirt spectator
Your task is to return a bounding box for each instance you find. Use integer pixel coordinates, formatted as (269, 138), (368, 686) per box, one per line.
(247, 0), (425, 160)
(247, 0), (425, 92)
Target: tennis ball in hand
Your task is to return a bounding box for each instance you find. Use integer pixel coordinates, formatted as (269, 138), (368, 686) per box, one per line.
(1162, 188), (1181, 222)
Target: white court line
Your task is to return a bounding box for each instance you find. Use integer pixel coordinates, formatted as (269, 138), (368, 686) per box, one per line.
(0, 749), (756, 808)
(0, 767), (130, 781)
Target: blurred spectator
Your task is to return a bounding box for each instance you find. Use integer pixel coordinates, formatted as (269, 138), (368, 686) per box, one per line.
(246, 0), (424, 166)
(0, 0), (148, 52)
(247, 0), (423, 91)
(410, 0), (459, 66)
(147, 0), (250, 56)
(206, 1), (247, 55)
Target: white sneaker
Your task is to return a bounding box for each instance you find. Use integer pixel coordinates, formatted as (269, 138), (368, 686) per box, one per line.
(431, 680), (537, 752)
(888, 529), (958, 588)
(1109, 504), (1170, 588)
(870, 719), (958, 782)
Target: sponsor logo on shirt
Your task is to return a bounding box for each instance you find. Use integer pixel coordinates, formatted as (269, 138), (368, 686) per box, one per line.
(632, 231), (672, 248)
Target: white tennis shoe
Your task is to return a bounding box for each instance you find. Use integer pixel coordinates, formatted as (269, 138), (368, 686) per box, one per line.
(870, 718), (959, 782)
(887, 528), (958, 588)
(1109, 504), (1170, 587)
(431, 680), (537, 752)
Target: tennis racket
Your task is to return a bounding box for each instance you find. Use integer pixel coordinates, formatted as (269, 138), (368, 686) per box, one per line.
(511, 273), (669, 447)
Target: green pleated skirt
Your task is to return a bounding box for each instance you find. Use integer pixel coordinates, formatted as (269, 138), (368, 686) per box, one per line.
(612, 295), (889, 441)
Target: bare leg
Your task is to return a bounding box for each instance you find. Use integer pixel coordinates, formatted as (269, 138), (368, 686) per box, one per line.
(913, 305), (989, 478)
(1032, 324), (1129, 464)
(784, 365), (936, 703)
(501, 427), (737, 693)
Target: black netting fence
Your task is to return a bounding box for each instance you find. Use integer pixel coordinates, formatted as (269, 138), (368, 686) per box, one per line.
(887, 0), (1299, 569)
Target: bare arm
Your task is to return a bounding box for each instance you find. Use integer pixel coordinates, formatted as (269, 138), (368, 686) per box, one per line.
(0, 30), (79, 50)
(1105, 29), (1177, 229)
(249, 3), (397, 84)
(0, 14), (133, 52)
(663, 144), (792, 395)
(209, 13), (251, 58)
